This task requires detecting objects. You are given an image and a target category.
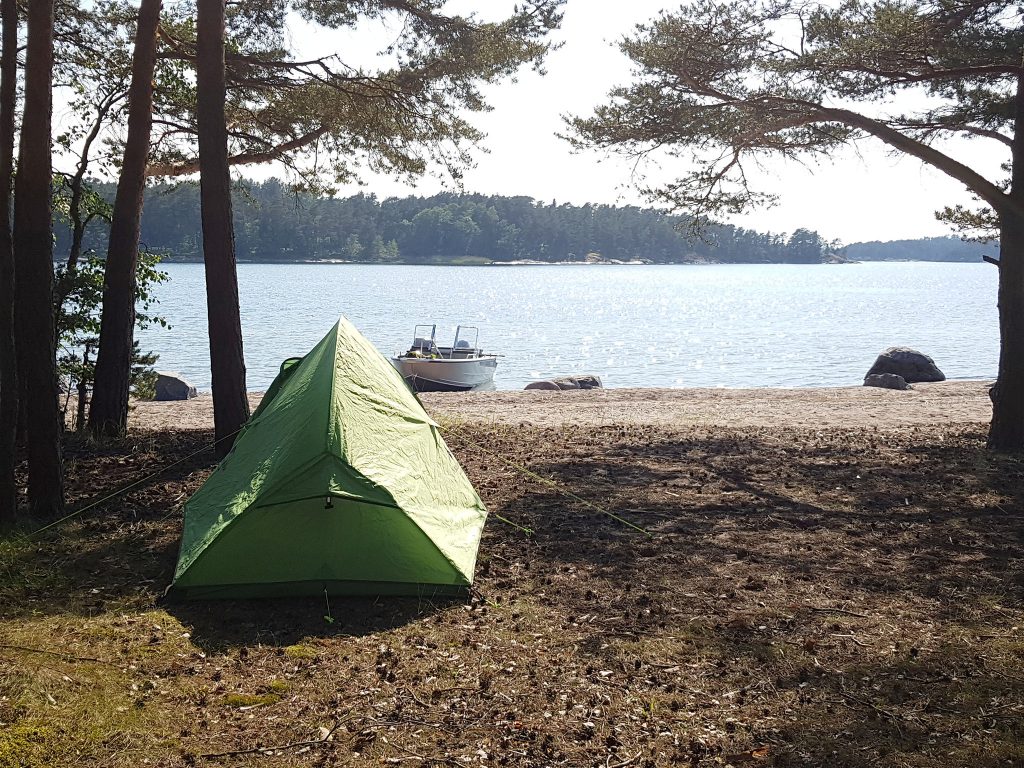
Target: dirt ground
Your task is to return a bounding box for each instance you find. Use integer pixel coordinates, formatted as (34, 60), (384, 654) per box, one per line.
(2, 382), (1022, 767)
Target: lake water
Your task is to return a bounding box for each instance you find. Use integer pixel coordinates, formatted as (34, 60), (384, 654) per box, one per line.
(136, 262), (999, 391)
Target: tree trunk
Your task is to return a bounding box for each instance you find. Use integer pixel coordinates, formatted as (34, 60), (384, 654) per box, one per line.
(76, 342), (91, 432)
(0, 0), (18, 528)
(989, 75), (1024, 450)
(13, 0), (63, 516)
(990, 232), (1024, 448)
(989, 74), (1024, 451)
(197, 0), (249, 455)
(89, 0), (162, 438)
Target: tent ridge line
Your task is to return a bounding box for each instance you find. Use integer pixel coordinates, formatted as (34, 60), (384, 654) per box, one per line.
(328, 318), (345, 459)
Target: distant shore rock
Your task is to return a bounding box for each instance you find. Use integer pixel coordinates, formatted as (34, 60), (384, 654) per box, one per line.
(864, 373), (912, 391)
(823, 253), (857, 264)
(525, 375), (603, 391)
(865, 347), (945, 383)
(155, 371), (198, 401)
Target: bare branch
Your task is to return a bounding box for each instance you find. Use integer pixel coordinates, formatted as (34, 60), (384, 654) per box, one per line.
(146, 126), (330, 177)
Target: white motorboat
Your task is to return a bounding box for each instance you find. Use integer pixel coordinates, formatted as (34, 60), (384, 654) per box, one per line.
(392, 325), (498, 392)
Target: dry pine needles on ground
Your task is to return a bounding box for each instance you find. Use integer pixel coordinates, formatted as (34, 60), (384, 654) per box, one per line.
(1, 393), (1022, 767)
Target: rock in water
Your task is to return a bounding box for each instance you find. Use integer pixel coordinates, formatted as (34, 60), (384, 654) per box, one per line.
(524, 375), (603, 391)
(865, 347), (945, 383)
(864, 373), (912, 390)
(155, 371), (198, 401)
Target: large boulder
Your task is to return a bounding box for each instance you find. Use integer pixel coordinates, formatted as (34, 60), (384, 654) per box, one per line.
(525, 375), (603, 391)
(155, 371), (198, 401)
(864, 373), (912, 391)
(865, 347), (945, 383)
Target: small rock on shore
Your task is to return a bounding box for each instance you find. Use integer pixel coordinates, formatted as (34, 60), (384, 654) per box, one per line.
(864, 373), (912, 390)
(525, 375), (603, 391)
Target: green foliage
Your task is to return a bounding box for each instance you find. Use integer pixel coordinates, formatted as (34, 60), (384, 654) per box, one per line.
(53, 175), (114, 231)
(787, 228), (835, 263)
(54, 0), (563, 200)
(54, 1), (134, 179)
(568, 0), (1016, 227)
(0, 724), (63, 768)
(141, 0), (566, 189)
(54, 250), (168, 422)
(936, 203), (1000, 243)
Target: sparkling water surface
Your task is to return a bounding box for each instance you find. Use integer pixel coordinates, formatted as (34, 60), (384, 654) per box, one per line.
(136, 262), (999, 391)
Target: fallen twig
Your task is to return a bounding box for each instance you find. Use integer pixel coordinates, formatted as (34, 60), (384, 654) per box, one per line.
(402, 687), (432, 708)
(0, 655), (83, 684)
(0, 643), (113, 665)
(607, 752), (640, 768)
(836, 692), (901, 728)
(589, 673), (629, 690)
(385, 737), (470, 768)
(201, 715), (350, 759)
(386, 739), (428, 762)
(831, 633), (870, 647)
(201, 737), (334, 760)
(809, 607), (869, 619)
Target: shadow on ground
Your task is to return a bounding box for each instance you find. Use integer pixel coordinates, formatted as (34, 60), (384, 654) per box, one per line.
(2, 422), (1022, 766)
(453, 422), (1024, 765)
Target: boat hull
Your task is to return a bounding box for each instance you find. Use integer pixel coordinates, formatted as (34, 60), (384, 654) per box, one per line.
(391, 356), (498, 392)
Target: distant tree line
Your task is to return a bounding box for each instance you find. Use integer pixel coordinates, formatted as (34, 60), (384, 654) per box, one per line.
(56, 179), (843, 265)
(843, 237), (991, 263)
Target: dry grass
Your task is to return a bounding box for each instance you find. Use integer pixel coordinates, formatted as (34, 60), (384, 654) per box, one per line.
(1, 416), (1022, 767)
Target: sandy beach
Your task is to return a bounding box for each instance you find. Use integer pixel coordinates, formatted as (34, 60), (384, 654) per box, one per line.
(128, 379), (994, 431)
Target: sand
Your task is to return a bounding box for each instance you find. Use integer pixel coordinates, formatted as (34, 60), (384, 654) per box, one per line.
(128, 379), (994, 432)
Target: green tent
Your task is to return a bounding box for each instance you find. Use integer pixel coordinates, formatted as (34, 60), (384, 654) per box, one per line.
(169, 318), (487, 599)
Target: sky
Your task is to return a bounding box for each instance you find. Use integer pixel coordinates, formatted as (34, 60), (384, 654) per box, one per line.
(279, 0), (1007, 245)
(57, 0), (1008, 246)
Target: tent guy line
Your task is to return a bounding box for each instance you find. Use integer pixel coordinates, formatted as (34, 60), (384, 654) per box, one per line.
(439, 421), (652, 538)
(23, 426), (239, 541)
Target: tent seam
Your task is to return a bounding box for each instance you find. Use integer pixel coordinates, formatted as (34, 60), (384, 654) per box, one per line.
(329, 319), (346, 458)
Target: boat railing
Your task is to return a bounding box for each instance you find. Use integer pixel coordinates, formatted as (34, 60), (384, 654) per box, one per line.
(405, 324), (486, 360)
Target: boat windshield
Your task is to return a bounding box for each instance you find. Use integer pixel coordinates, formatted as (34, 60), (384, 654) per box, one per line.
(405, 325), (482, 359)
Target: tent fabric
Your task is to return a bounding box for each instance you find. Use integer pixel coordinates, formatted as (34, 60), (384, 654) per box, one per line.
(169, 318), (487, 599)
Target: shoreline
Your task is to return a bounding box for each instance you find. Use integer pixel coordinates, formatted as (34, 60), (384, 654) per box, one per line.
(129, 379), (994, 432)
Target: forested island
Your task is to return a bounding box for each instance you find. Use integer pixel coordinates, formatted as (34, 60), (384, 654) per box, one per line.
(55, 179), (990, 265)
(844, 237), (991, 262)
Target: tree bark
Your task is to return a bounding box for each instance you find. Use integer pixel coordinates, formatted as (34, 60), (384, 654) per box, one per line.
(89, 0), (162, 438)
(12, 0), (63, 516)
(0, 0), (18, 528)
(989, 75), (1024, 451)
(197, 0), (249, 455)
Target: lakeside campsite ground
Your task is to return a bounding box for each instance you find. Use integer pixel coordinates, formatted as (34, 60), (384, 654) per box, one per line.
(1, 381), (1023, 766)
